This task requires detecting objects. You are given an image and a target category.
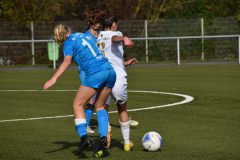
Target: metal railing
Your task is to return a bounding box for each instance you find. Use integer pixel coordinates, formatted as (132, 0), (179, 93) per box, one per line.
(0, 34), (239, 69)
(0, 39), (58, 69)
(0, 18), (240, 67)
(132, 34), (240, 65)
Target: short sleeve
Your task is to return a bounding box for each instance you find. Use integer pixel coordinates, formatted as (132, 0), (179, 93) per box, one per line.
(63, 39), (74, 57)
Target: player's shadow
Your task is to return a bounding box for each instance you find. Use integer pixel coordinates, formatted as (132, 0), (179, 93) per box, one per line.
(45, 141), (79, 153)
(46, 139), (123, 158)
(46, 129), (100, 159)
(45, 118), (133, 158)
(45, 140), (95, 159)
(108, 138), (124, 150)
(46, 135), (110, 159)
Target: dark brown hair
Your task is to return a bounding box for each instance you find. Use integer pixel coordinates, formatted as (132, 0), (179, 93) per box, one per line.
(102, 15), (118, 29)
(83, 8), (106, 27)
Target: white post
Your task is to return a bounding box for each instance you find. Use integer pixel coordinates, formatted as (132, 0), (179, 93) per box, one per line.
(53, 40), (56, 70)
(145, 20), (149, 62)
(177, 38), (180, 65)
(0, 57), (3, 66)
(238, 36), (240, 64)
(201, 17), (204, 61)
(31, 21), (35, 66)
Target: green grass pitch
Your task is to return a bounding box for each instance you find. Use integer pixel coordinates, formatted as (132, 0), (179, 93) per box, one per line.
(0, 64), (240, 160)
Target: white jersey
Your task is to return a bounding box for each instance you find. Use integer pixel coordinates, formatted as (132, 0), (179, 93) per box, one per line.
(97, 31), (127, 77)
(97, 31), (128, 104)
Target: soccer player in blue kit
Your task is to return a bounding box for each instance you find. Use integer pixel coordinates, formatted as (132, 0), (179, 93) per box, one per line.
(43, 23), (116, 157)
(82, 9), (138, 153)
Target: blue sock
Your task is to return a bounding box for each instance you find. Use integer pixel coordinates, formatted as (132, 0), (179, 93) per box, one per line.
(84, 109), (94, 126)
(97, 109), (108, 138)
(74, 119), (87, 138)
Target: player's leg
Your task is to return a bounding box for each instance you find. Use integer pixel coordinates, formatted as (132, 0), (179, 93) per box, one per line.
(93, 87), (112, 158)
(104, 96), (112, 148)
(112, 77), (133, 151)
(80, 70), (96, 134)
(85, 95), (111, 135)
(73, 86), (96, 152)
(117, 102), (133, 151)
(85, 95), (97, 134)
(93, 69), (116, 158)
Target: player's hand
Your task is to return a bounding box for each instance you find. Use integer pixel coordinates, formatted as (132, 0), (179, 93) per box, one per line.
(43, 78), (57, 90)
(125, 58), (137, 66)
(123, 37), (134, 48)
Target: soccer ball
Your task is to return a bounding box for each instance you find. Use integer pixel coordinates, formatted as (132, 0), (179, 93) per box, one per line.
(142, 131), (163, 151)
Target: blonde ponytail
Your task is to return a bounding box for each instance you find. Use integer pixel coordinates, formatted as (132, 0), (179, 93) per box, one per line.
(53, 24), (71, 46)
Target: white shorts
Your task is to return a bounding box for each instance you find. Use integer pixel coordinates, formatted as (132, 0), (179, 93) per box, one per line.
(111, 74), (128, 105)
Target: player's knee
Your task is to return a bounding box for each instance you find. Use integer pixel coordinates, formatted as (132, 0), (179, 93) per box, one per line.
(73, 100), (85, 108)
(117, 101), (127, 112)
(85, 103), (95, 110)
(117, 99), (127, 107)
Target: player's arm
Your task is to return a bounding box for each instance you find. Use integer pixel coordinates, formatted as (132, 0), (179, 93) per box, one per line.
(112, 36), (134, 47)
(43, 56), (72, 90)
(112, 35), (124, 42)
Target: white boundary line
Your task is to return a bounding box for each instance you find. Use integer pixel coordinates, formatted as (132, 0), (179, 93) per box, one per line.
(0, 90), (194, 123)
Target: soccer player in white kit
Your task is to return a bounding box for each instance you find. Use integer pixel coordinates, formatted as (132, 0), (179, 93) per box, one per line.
(96, 14), (136, 152)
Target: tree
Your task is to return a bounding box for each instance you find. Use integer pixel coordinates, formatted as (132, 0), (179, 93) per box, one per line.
(167, 0), (240, 19)
(1, 0), (239, 22)
(0, 0), (61, 23)
(133, 0), (183, 20)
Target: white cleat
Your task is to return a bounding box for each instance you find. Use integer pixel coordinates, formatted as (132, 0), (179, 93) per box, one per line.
(130, 119), (139, 127)
(87, 126), (95, 134)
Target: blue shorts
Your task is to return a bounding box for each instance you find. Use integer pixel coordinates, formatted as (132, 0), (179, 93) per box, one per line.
(82, 68), (116, 89)
(79, 70), (85, 83)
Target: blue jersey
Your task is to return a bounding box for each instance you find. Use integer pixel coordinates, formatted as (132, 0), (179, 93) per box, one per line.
(77, 29), (97, 82)
(77, 30), (98, 82)
(63, 32), (112, 76)
(84, 29), (98, 43)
